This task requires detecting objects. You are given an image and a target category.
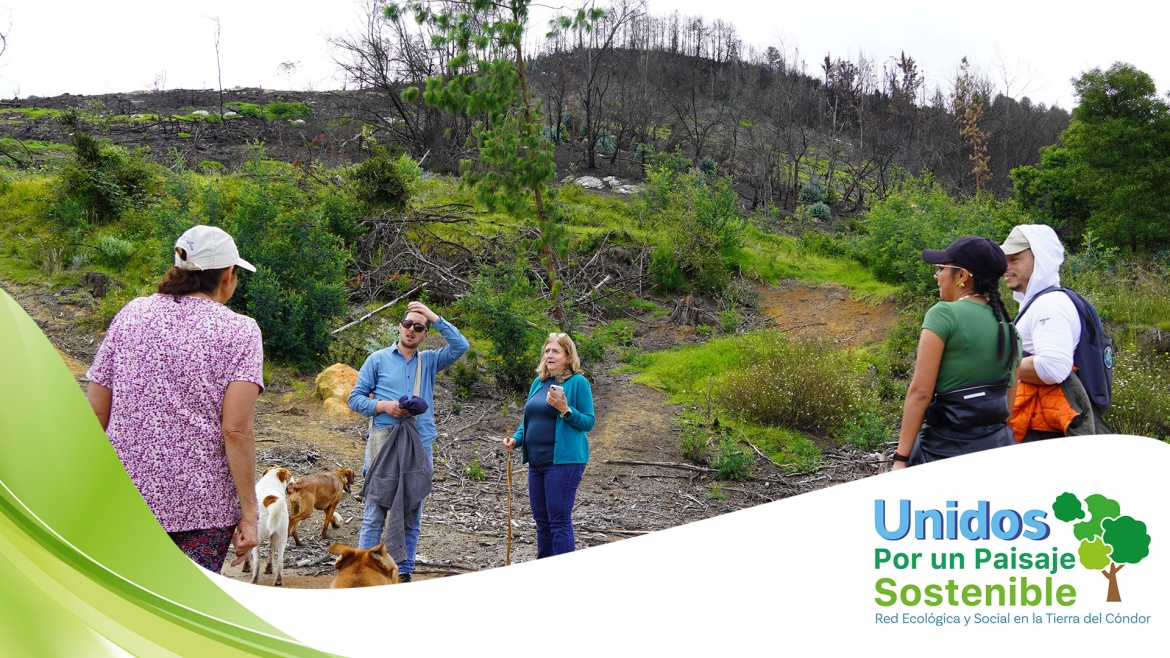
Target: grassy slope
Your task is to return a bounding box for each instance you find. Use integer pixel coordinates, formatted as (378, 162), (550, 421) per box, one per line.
(7, 139), (1166, 467)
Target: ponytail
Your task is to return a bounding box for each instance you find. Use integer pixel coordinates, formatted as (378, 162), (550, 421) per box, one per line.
(157, 253), (230, 302)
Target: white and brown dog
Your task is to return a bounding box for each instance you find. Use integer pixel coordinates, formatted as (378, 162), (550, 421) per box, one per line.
(244, 466), (293, 586)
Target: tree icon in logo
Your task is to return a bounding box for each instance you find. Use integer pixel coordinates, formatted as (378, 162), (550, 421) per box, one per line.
(1052, 493), (1151, 602)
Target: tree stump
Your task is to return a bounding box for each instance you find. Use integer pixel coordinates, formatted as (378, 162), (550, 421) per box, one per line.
(82, 272), (111, 299)
(666, 295), (714, 326)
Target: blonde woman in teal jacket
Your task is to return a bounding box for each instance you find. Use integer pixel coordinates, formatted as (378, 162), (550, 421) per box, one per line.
(503, 333), (595, 558)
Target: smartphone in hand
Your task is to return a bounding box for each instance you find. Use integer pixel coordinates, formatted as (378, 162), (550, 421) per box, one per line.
(549, 384), (563, 393)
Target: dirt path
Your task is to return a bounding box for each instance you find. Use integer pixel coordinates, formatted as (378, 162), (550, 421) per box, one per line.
(5, 277), (893, 588)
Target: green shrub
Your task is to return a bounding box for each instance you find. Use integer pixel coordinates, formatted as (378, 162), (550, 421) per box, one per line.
(716, 332), (876, 436)
(575, 334), (607, 368)
(718, 307), (741, 333)
(1061, 236), (1170, 332)
(637, 157), (743, 296)
(595, 132), (616, 155)
(456, 259), (547, 393)
(711, 436), (753, 481)
(854, 176), (1028, 297)
(325, 337), (367, 370)
(463, 457), (488, 481)
(841, 409), (893, 450)
(648, 244), (686, 293)
(350, 146), (414, 211)
(314, 192), (367, 252)
(263, 101), (312, 121)
(799, 180), (827, 204)
(223, 173), (349, 367)
(883, 314), (923, 380)
(805, 201), (832, 222)
(94, 234), (135, 269)
(231, 103), (263, 118)
(448, 351), (481, 401)
(361, 318), (402, 355)
(678, 423), (711, 463)
(601, 319), (641, 363)
(56, 110), (160, 223)
(797, 229), (834, 253)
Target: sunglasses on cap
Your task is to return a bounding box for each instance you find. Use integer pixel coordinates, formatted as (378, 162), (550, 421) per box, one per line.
(401, 319), (428, 332)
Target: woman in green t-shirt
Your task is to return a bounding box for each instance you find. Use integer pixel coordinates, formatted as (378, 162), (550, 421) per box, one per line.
(891, 236), (1021, 469)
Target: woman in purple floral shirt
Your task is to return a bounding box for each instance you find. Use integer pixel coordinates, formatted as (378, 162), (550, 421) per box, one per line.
(86, 225), (265, 572)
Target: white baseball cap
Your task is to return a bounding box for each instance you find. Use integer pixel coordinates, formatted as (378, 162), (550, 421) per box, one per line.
(1000, 226), (1033, 255)
(173, 225), (256, 272)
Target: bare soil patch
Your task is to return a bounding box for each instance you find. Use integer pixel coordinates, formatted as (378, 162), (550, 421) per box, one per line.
(759, 280), (898, 347)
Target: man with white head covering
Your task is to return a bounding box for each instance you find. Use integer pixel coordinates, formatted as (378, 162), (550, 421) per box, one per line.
(1001, 225), (1098, 441)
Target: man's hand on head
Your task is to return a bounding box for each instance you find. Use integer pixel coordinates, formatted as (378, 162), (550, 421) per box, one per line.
(407, 301), (439, 324)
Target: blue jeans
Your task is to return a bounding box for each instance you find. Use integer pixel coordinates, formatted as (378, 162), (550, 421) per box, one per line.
(359, 445), (432, 576)
(527, 462), (586, 558)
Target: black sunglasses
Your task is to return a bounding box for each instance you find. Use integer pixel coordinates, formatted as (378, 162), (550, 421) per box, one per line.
(400, 319), (428, 332)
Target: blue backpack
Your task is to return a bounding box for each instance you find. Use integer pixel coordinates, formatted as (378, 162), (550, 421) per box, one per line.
(1015, 286), (1114, 418)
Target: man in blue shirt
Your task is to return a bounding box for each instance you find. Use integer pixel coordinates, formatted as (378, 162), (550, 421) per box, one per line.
(348, 301), (468, 581)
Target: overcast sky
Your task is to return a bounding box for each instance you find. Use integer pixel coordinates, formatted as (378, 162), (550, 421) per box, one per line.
(0, 0), (1165, 110)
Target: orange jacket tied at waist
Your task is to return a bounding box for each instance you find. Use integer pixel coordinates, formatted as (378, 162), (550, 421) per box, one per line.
(1009, 371), (1097, 441)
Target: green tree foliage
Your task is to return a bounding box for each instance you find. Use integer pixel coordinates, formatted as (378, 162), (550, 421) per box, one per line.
(1009, 147), (1091, 234)
(854, 175), (1027, 296)
(222, 163), (349, 367)
(1012, 63), (1170, 252)
(390, 0), (569, 328)
(1052, 492), (1151, 602)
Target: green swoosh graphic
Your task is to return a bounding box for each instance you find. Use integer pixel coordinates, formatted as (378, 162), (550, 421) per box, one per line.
(0, 288), (339, 657)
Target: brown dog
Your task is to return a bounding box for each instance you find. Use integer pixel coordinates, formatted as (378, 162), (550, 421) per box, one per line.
(287, 467), (355, 546)
(328, 542), (399, 588)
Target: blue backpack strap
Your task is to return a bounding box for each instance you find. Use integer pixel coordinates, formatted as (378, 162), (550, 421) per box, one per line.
(1013, 285), (1063, 323)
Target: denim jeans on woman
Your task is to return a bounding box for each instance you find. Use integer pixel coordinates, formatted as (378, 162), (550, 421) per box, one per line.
(527, 462), (586, 558)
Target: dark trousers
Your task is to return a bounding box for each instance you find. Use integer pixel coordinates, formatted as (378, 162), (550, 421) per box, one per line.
(527, 462), (586, 558)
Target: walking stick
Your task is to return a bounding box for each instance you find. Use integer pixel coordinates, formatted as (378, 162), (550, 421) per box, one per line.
(506, 448), (513, 566)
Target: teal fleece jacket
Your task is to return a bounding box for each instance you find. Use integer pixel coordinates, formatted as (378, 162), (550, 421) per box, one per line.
(511, 373), (595, 464)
